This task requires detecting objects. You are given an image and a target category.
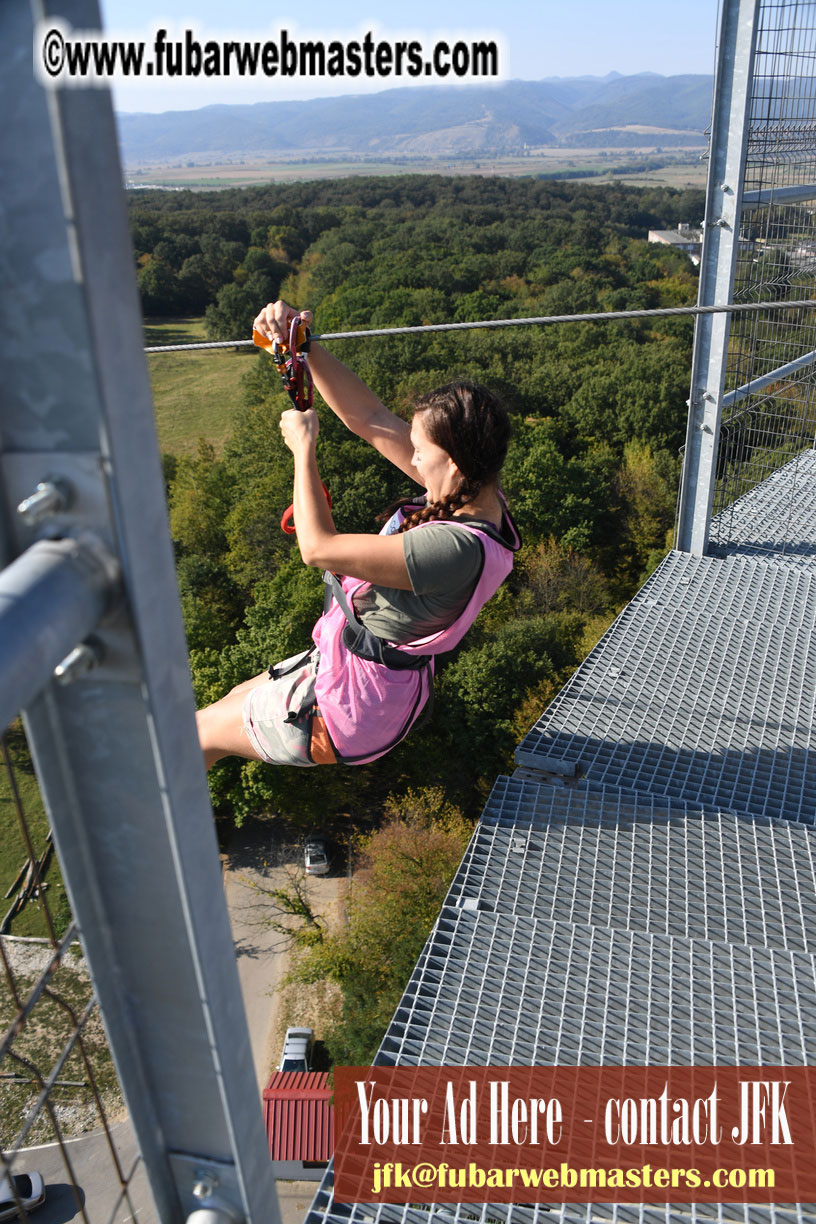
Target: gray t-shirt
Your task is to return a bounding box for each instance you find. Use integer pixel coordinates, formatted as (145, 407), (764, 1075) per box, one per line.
(352, 520), (488, 645)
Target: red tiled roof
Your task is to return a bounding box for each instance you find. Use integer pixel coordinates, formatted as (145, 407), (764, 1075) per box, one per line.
(263, 1071), (334, 1162)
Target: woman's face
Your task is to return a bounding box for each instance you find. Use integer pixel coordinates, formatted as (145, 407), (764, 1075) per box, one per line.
(410, 413), (461, 502)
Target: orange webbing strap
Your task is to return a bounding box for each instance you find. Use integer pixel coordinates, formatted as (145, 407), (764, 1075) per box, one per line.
(310, 710), (337, 764)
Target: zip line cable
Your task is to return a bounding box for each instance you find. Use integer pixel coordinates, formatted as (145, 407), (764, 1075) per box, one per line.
(144, 298), (816, 353)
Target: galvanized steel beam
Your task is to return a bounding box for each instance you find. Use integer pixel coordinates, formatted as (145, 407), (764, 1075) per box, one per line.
(676, 0), (760, 555)
(742, 183), (816, 209)
(0, 3), (280, 1221)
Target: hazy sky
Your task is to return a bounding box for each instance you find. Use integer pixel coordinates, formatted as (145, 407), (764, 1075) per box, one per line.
(98, 0), (722, 112)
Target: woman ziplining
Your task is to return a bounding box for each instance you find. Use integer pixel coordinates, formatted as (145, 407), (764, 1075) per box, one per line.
(195, 299), (521, 770)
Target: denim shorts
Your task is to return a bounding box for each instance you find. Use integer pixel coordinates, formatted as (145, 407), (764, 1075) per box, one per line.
(242, 648), (329, 767)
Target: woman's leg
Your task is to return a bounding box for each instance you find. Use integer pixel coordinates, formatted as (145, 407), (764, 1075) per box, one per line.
(196, 671), (269, 770)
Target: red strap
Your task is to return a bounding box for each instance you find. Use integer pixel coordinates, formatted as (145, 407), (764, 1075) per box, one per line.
(281, 482), (332, 535)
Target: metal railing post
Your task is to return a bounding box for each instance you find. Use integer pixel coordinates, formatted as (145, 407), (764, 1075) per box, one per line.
(676, 0), (760, 555)
(0, 4), (280, 1220)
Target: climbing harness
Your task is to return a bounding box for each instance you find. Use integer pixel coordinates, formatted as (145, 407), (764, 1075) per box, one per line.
(322, 571), (431, 672)
(253, 314), (330, 534)
(312, 501), (521, 765)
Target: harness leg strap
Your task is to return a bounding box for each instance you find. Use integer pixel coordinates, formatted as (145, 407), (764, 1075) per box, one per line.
(267, 645), (315, 680)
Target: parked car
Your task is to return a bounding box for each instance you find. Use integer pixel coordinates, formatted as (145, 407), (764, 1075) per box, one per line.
(0, 1171), (46, 1220)
(304, 837), (330, 876)
(277, 1026), (314, 1072)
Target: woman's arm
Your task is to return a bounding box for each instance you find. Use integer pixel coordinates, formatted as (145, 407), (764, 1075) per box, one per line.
(282, 408), (413, 589)
(254, 300), (421, 484)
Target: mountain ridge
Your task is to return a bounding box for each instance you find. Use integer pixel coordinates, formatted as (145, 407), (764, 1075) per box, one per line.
(118, 73), (713, 163)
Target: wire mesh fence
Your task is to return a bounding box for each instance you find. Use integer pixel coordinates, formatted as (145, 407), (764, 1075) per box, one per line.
(0, 721), (146, 1224)
(711, 0), (816, 550)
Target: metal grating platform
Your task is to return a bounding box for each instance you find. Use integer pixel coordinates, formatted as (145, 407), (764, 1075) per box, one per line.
(550, 1210), (816, 1224)
(306, 902), (816, 1224)
(445, 778), (816, 954)
(709, 449), (816, 567)
(306, 1191), (816, 1224)
(379, 907), (816, 1067)
(514, 551), (816, 823)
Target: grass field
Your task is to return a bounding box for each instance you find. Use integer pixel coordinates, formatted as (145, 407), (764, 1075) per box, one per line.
(145, 317), (255, 456)
(0, 725), (71, 940)
(127, 148), (708, 192)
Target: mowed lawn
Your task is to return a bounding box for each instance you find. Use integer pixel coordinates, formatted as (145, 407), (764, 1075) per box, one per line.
(145, 317), (257, 456)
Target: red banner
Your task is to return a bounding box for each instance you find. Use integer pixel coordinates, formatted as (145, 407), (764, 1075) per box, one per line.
(334, 1066), (816, 1203)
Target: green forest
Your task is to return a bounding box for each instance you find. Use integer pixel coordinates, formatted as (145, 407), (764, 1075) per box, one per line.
(133, 175), (702, 1059)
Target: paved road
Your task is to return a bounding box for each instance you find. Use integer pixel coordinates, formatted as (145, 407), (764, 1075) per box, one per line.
(222, 821), (302, 1089)
(222, 822), (345, 1088)
(18, 1119), (153, 1223)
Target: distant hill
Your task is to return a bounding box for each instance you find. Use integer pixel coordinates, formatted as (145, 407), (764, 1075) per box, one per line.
(118, 73), (713, 164)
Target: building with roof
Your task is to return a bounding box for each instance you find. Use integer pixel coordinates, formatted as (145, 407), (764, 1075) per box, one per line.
(648, 223), (704, 263)
(264, 1071), (334, 1181)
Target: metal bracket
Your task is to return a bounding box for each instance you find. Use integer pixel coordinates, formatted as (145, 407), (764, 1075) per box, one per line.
(513, 749), (580, 779)
(1, 452), (140, 682)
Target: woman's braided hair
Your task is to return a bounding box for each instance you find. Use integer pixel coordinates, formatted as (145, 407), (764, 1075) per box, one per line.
(392, 381), (511, 533)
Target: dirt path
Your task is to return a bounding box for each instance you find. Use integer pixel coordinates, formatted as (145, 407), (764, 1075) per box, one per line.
(221, 822), (346, 1089)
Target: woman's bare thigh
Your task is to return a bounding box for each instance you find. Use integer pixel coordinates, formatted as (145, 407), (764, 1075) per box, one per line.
(197, 672), (271, 766)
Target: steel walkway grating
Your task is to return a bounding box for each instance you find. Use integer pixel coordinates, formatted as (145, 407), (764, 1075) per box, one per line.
(307, 902), (816, 1224)
(380, 908), (816, 1067)
(709, 446), (816, 568)
(445, 778), (816, 954)
(514, 551), (816, 823)
(305, 1191), (816, 1224)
